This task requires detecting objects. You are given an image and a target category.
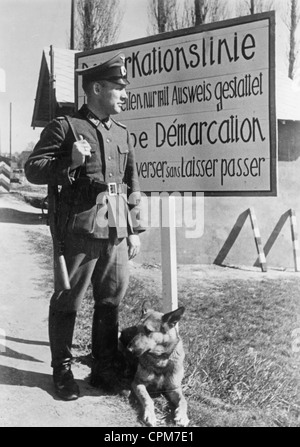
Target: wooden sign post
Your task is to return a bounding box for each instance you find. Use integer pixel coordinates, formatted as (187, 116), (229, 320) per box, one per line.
(160, 194), (178, 312)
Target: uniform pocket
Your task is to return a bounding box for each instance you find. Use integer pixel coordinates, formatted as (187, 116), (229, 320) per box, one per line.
(68, 205), (99, 235)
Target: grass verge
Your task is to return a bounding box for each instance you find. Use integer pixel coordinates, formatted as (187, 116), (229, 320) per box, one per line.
(21, 189), (300, 427)
(74, 264), (300, 427)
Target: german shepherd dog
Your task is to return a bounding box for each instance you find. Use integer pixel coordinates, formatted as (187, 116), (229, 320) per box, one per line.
(120, 304), (189, 427)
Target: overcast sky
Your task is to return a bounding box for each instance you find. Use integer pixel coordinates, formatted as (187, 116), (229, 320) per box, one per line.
(0, 0), (149, 155)
(0, 0), (294, 155)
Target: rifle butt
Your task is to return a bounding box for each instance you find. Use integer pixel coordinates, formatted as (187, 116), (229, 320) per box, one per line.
(54, 253), (71, 292)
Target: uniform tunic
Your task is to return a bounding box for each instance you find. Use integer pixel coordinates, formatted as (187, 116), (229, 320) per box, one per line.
(25, 105), (145, 311)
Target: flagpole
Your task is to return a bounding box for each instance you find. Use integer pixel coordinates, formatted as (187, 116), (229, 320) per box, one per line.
(70, 0), (75, 50)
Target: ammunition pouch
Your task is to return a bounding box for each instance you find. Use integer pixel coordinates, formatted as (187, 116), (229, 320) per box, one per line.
(65, 178), (128, 236)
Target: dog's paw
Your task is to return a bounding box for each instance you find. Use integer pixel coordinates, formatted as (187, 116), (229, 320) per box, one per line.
(143, 408), (157, 427)
(174, 410), (190, 427)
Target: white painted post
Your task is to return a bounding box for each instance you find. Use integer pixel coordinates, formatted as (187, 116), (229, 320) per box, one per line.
(249, 207), (267, 272)
(289, 209), (300, 272)
(160, 194), (178, 313)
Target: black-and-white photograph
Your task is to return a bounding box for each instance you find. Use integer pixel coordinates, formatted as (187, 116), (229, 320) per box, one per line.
(0, 0), (299, 432)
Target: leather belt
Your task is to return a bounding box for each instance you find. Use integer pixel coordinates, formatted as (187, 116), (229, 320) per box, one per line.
(73, 177), (127, 197)
(107, 182), (126, 196)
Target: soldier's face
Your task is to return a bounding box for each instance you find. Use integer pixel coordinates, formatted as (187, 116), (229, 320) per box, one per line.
(95, 81), (128, 116)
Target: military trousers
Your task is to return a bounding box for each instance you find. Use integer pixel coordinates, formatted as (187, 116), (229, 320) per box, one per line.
(50, 233), (129, 312)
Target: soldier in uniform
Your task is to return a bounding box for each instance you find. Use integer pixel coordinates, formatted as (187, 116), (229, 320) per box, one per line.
(25, 52), (145, 401)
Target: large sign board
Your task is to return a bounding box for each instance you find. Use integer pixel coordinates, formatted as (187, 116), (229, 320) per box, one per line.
(76, 12), (276, 196)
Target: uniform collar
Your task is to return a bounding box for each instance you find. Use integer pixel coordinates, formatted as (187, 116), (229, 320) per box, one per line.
(82, 105), (112, 130)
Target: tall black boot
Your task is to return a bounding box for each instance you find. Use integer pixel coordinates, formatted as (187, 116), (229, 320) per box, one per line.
(90, 304), (121, 391)
(48, 307), (80, 401)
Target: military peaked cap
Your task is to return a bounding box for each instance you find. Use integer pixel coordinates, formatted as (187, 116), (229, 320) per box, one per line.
(76, 52), (129, 85)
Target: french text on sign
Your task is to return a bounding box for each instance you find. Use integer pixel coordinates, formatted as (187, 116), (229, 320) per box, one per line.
(76, 12), (276, 195)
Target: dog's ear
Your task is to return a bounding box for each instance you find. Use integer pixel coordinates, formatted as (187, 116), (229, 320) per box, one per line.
(162, 306), (185, 328)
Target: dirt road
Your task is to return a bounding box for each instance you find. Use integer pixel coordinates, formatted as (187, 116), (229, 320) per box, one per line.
(0, 193), (141, 427)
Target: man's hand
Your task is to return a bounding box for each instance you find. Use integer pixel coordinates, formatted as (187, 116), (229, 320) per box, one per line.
(70, 135), (92, 170)
(127, 234), (141, 260)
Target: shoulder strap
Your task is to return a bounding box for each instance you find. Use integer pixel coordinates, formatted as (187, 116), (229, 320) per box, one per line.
(64, 115), (83, 179)
(111, 117), (127, 129)
(64, 115), (80, 142)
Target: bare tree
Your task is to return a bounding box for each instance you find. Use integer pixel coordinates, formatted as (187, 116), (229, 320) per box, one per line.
(286, 0), (300, 79)
(194, 0), (208, 25)
(148, 0), (180, 33)
(208, 0), (228, 22)
(182, 0), (228, 28)
(236, 0), (275, 16)
(75, 0), (123, 51)
(157, 0), (166, 32)
(148, 0), (228, 33)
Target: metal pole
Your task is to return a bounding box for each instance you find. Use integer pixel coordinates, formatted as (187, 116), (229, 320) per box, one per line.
(70, 0), (75, 50)
(49, 45), (56, 121)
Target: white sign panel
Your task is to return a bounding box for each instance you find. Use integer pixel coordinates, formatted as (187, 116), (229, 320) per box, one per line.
(76, 12), (276, 196)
